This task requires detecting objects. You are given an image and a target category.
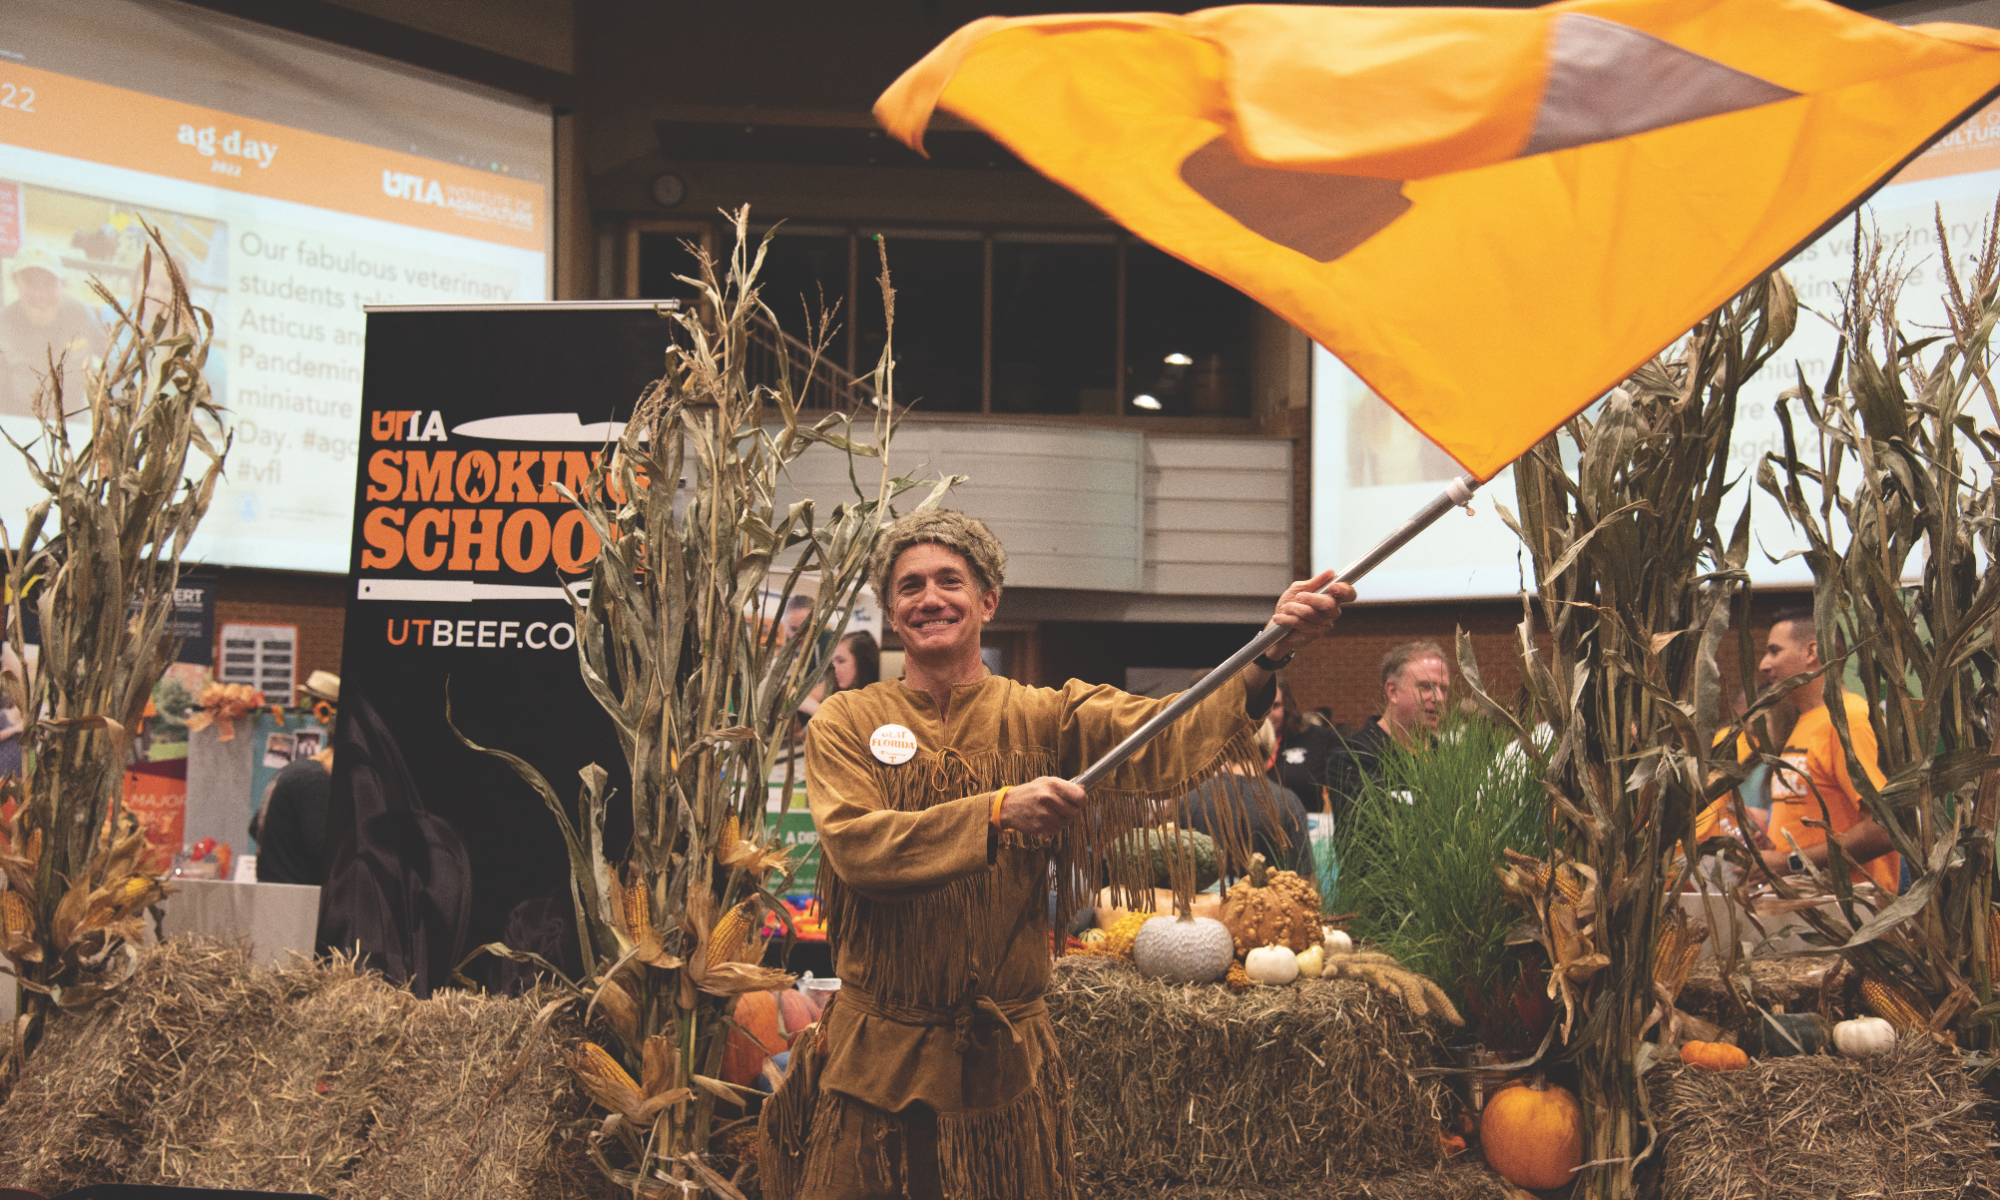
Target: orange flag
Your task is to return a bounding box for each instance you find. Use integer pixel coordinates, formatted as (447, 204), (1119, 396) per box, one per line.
(877, 1), (2000, 481)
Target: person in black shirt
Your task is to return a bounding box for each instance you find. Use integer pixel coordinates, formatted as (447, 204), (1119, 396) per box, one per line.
(1185, 721), (1314, 878)
(256, 671), (339, 886)
(1266, 675), (1340, 810)
(1325, 640), (1452, 811)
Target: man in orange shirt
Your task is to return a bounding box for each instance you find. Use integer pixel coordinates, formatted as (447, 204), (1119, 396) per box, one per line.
(1753, 607), (1898, 893)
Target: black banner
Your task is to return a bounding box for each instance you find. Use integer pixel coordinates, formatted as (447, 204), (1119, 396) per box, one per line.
(322, 303), (669, 995)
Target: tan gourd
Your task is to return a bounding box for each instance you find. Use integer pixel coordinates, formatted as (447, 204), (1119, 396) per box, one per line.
(1219, 854), (1322, 955)
(1480, 1075), (1583, 1190)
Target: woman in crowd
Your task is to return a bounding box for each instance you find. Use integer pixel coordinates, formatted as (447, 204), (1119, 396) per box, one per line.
(1267, 674), (1338, 811)
(797, 630), (881, 722)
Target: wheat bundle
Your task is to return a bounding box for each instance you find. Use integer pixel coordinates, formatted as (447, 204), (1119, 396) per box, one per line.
(1047, 954), (1454, 1191)
(0, 937), (612, 1199)
(1651, 1034), (2000, 1199)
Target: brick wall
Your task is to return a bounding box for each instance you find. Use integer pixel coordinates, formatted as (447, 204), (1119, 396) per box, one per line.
(1288, 590), (1809, 729)
(212, 570), (348, 701)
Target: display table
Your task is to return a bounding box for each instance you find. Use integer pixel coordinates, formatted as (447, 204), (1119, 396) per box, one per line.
(150, 878), (321, 967)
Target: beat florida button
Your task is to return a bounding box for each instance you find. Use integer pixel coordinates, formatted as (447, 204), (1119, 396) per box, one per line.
(869, 724), (917, 765)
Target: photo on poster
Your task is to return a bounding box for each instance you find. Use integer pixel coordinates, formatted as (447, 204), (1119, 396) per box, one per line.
(292, 729), (323, 759)
(262, 730), (295, 769)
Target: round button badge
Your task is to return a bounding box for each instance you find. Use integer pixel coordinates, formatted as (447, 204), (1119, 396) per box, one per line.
(869, 724), (918, 765)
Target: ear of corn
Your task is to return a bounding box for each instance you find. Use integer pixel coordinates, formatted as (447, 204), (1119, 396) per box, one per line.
(2, 892), (32, 941)
(705, 899), (759, 968)
(1985, 908), (2000, 984)
(621, 874), (653, 942)
(1860, 973), (1930, 1030)
(578, 1041), (642, 1097)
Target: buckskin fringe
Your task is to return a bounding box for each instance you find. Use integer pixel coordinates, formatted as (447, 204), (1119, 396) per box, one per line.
(936, 1042), (1078, 1200)
(758, 1015), (830, 1200)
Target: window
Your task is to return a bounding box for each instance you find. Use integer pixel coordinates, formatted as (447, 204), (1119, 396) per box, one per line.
(1123, 242), (1256, 417)
(991, 236), (1117, 415)
(627, 223), (1256, 418)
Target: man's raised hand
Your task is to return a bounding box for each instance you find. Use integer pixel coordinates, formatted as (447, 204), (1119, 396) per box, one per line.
(1271, 568), (1353, 650)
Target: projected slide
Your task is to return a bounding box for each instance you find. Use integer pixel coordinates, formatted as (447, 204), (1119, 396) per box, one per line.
(1314, 99), (2000, 602)
(0, 52), (548, 573)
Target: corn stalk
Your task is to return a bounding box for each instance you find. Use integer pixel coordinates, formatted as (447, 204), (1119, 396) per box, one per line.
(1757, 208), (2000, 1045)
(0, 228), (226, 1077)
(456, 210), (949, 1197)
(1474, 274), (1795, 1198)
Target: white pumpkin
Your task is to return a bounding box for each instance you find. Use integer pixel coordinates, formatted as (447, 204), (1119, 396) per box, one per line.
(1296, 943), (1325, 979)
(1131, 915), (1235, 984)
(1323, 927), (1354, 956)
(1244, 944), (1300, 985)
(1832, 1016), (1896, 1058)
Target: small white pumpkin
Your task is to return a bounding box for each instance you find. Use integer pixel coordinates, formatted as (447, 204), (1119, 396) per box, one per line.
(1131, 915), (1235, 984)
(1244, 944), (1300, 985)
(1323, 927), (1354, 956)
(1832, 1015), (1896, 1058)
(1295, 943), (1325, 979)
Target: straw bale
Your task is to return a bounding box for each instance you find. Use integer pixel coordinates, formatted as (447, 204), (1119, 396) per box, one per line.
(1651, 1033), (2000, 1199)
(1676, 953), (1840, 1033)
(1047, 955), (1454, 1191)
(0, 937), (616, 1200)
(1077, 1159), (1514, 1199)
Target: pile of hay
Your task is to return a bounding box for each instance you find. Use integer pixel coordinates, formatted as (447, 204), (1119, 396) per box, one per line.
(1675, 953), (1841, 1035)
(1047, 955), (1455, 1192)
(1651, 1034), (2000, 1199)
(0, 937), (614, 1199)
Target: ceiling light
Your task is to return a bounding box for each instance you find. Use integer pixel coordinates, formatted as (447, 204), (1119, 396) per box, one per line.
(1163, 352), (1193, 366)
(1131, 394), (1162, 411)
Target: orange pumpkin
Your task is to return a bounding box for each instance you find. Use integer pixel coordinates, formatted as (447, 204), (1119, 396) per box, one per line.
(1480, 1075), (1583, 1190)
(1681, 1040), (1749, 1071)
(720, 988), (821, 1086)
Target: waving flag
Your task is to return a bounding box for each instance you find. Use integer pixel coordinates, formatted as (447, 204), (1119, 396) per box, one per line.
(876, 0), (2000, 480)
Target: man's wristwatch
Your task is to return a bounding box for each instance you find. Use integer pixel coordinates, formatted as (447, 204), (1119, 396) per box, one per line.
(1787, 851), (1804, 873)
(1253, 649), (1295, 671)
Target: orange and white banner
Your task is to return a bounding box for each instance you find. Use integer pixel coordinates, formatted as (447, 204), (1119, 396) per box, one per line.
(0, 63), (542, 252)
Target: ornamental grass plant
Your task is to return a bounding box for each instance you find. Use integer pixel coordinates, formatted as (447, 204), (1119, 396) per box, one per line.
(1333, 710), (1550, 1052)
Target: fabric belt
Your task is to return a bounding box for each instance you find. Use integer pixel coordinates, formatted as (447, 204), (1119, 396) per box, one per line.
(838, 981), (1048, 1054)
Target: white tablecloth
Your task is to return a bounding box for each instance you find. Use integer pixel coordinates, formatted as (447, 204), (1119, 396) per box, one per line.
(151, 878), (322, 967)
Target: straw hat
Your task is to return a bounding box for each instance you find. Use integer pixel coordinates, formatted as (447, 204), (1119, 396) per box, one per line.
(8, 246), (65, 282)
(299, 670), (340, 704)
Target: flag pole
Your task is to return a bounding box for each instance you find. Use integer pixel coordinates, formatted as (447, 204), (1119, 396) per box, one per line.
(1072, 472), (1481, 790)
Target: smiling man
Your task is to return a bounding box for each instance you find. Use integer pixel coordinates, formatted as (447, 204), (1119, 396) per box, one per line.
(760, 508), (1348, 1200)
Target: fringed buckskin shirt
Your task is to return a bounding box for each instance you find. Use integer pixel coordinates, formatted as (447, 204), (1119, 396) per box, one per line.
(761, 671), (1262, 1200)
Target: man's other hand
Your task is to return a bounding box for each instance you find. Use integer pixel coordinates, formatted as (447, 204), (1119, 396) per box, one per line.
(999, 777), (1086, 836)
(1272, 568), (1353, 650)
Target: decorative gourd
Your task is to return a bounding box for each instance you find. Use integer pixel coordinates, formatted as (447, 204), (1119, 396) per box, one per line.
(1244, 944), (1300, 985)
(1110, 825), (1222, 891)
(1681, 1040), (1749, 1072)
(1101, 910), (1151, 958)
(1077, 928), (1108, 949)
(1295, 943), (1325, 979)
(722, 988), (819, 1085)
(1832, 1016), (1896, 1058)
(1220, 853), (1322, 955)
(1323, 927), (1353, 956)
(1480, 1075), (1583, 1190)
(1131, 915), (1235, 983)
(1094, 886), (1223, 929)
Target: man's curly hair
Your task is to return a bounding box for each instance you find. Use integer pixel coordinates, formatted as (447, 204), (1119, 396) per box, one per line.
(869, 509), (1007, 602)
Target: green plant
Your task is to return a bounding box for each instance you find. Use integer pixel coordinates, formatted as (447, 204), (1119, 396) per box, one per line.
(0, 230), (227, 1074)
(1333, 709), (1549, 1049)
(454, 211), (951, 1197)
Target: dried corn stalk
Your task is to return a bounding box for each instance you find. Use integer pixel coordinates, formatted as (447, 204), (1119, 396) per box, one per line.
(455, 210), (947, 1196)
(1473, 273), (1795, 1199)
(1757, 208), (2000, 1045)
(0, 227), (226, 1075)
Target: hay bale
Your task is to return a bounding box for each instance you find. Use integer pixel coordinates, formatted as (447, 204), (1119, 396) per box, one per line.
(0, 937), (615, 1199)
(1048, 955), (1453, 1190)
(1077, 1159), (1513, 1199)
(1651, 1034), (2000, 1199)
(1676, 953), (1840, 1034)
